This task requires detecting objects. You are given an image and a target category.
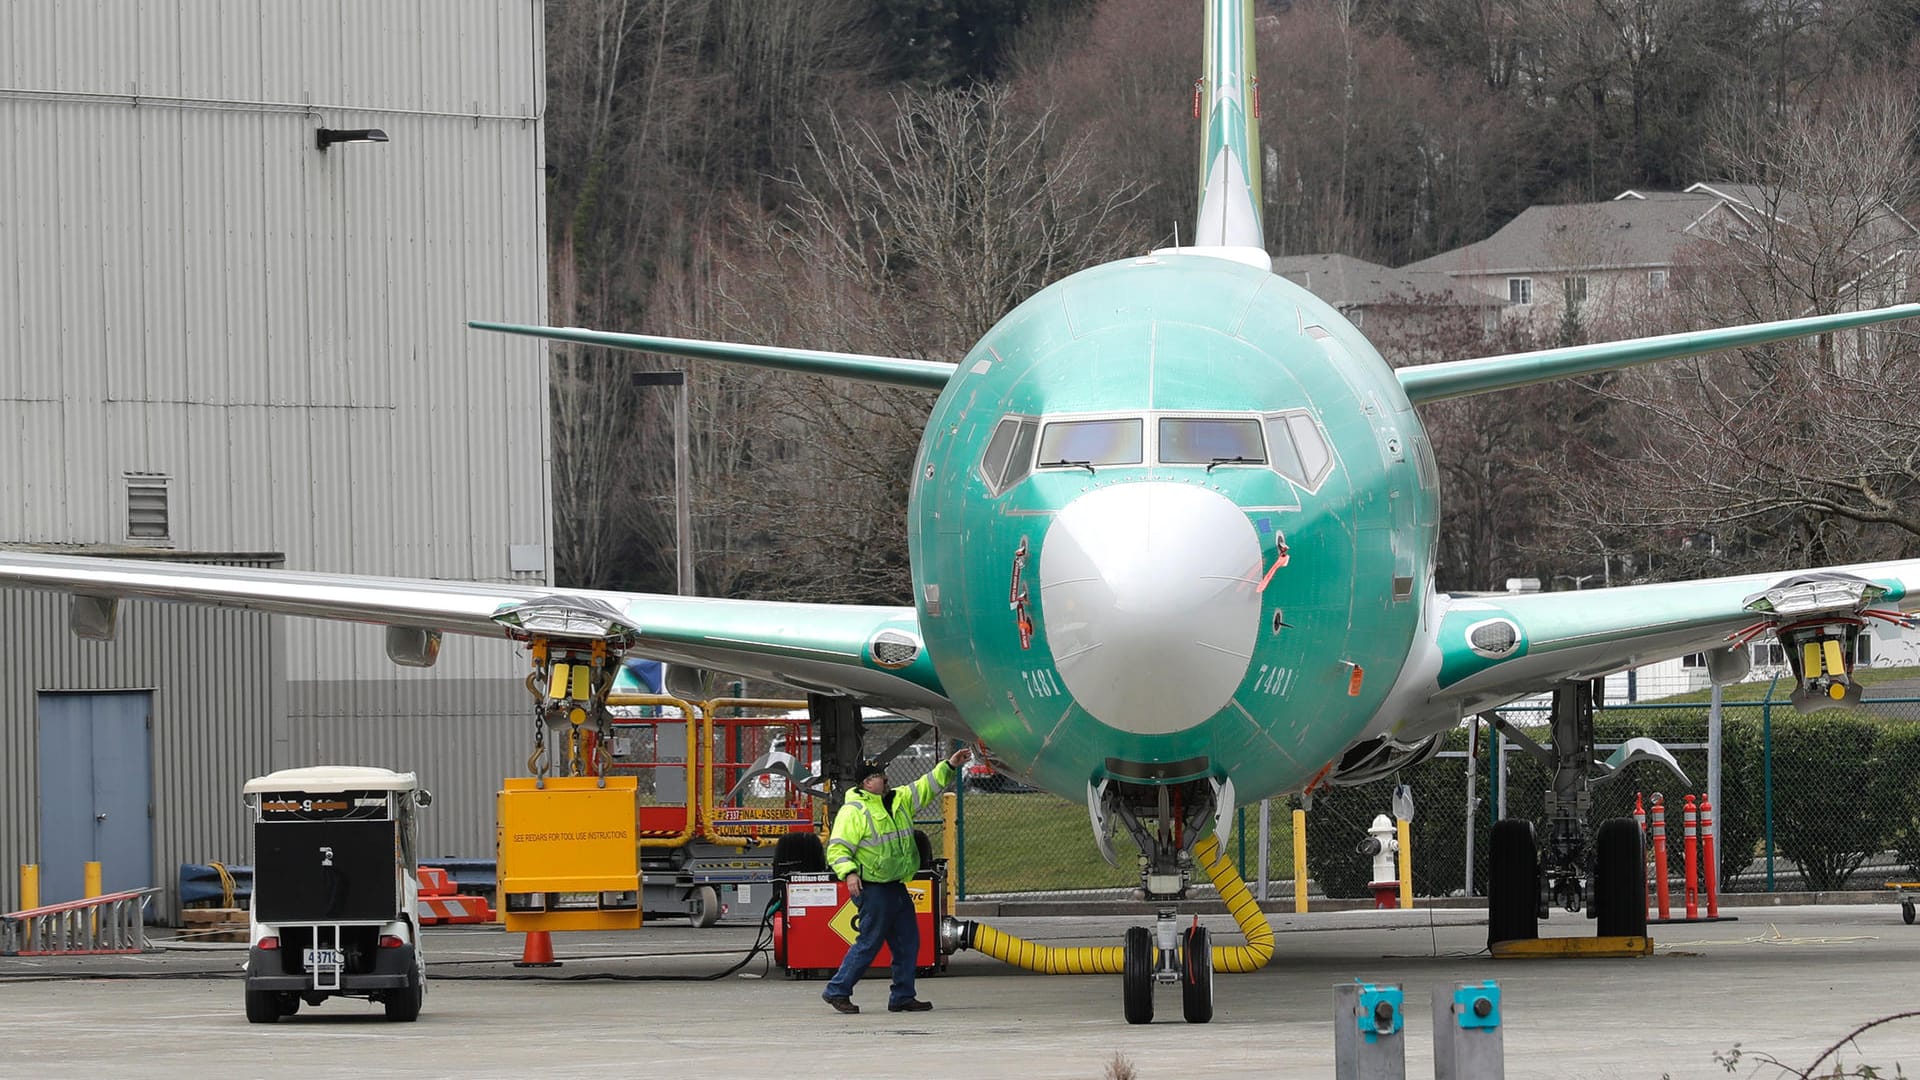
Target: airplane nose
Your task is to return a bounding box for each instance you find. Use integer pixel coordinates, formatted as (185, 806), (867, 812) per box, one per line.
(1038, 483), (1263, 735)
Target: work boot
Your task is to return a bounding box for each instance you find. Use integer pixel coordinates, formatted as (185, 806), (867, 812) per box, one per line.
(824, 995), (860, 1014)
(887, 999), (934, 1013)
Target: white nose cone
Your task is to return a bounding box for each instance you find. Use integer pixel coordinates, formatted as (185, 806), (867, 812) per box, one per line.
(1038, 483), (1263, 734)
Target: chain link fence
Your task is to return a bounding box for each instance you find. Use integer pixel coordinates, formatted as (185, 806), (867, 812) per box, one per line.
(937, 694), (1920, 902)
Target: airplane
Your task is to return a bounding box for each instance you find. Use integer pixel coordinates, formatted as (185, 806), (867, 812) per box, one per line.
(4, 0), (1920, 1025)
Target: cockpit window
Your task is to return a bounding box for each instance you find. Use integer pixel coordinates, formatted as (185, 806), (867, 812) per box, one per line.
(1287, 414), (1332, 483)
(1037, 418), (1143, 468)
(979, 416), (1040, 494)
(980, 419), (1020, 487)
(1158, 417), (1266, 465)
(1264, 411), (1333, 489)
(1002, 420), (1040, 488)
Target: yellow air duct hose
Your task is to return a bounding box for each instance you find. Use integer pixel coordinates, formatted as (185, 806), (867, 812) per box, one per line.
(949, 833), (1274, 974)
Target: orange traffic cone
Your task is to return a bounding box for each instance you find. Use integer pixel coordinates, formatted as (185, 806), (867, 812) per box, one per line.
(514, 929), (561, 968)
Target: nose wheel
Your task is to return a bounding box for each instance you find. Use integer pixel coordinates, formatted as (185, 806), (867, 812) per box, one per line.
(1180, 926), (1213, 1023)
(1121, 912), (1213, 1024)
(1122, 926), (1154, 1024)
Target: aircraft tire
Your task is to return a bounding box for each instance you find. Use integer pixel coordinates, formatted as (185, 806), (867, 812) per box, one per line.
(1488, 818), (1540, 948)
(1122, 926), (1154, 1025)
(1905, 900), (1916, 925)
(772, 832), (827, 876)
(1592, 817), (1648, 939)
(914, 829), (934, 871)
(1180, 926), (1213, 1024)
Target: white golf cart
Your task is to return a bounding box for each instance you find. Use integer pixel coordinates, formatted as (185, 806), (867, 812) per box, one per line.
(241, 766), (432, 1023)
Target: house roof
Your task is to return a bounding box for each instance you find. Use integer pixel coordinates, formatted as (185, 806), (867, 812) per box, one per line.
(1270, 253), (1505, 308)
(1404, 183), (1920, 280)
(1401, 192), (1718, 277)
(1685, 181), (1920, 250)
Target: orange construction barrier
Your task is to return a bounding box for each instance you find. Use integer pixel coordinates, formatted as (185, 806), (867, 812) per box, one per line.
(420, 894), (495, 925)
(416, 865), (494, 925)
(1682, 795), (1700, 920)
(1650, 794), (1671, 920)
(514, 930), (560, 968)
(1700, 796), (1720, 919)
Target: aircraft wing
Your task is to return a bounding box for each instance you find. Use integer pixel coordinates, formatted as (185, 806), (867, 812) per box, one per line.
(1396, 303), (1920, 404)
(0, 551), (951, 716)
(1421, 559), (1920, 716)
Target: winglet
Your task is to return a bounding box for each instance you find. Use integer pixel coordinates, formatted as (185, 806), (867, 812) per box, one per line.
(470, 321), (957, 391)
(1396, 303), (1920, 404)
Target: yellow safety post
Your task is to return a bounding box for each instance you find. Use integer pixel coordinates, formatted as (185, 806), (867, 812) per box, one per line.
(942, 792), (958, 909)
(85, 860), (102, 936)
(1293, 808), (1308, 913)
(1396, 818), (1413, 909)
(20, 864), (38, 910)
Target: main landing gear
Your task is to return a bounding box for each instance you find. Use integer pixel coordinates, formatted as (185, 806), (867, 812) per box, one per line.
(1486, 681), (1672, 949)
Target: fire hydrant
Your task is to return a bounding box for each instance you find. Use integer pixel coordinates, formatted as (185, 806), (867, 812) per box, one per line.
(1357, 813), (1399, 909)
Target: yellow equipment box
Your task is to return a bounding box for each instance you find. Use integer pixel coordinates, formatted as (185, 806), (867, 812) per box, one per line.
(498, 777), (642, 931)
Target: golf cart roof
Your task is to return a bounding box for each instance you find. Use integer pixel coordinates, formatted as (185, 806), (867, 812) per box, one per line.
(243, 765), (421, 794)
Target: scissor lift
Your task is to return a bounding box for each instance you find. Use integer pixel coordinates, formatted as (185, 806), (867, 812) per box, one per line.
(606, 694), (820, 925)
(1889, 882), (1919, 924)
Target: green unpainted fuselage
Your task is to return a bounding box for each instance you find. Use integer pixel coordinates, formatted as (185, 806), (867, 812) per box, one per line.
(910, 253), (1438, 801)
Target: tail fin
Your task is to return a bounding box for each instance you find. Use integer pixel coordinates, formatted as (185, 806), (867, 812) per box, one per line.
(1193, 0), (1263, 250)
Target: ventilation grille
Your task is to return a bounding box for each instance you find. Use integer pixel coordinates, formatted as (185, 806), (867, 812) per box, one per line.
(127, 480), (170, 541)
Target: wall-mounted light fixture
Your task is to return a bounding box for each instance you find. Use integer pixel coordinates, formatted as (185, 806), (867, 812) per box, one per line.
(316, 127), (389, 150)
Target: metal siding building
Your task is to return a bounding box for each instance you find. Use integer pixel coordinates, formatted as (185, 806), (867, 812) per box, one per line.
(0, 2), (549, 919)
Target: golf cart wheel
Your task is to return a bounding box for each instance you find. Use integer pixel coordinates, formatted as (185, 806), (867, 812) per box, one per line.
(384, 970), (423, 1022)
(245, 988), (280, 1024)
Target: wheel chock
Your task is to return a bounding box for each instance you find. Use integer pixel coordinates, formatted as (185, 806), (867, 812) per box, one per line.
(1490, 935), (1652, 958)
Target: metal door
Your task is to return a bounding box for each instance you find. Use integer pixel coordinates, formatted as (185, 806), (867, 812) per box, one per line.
(36, 692), (154, 902)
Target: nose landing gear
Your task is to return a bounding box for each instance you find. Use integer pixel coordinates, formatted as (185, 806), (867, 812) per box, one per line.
(1120, 913), (1217, 1024)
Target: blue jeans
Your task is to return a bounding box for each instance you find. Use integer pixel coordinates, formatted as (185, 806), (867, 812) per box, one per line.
(822, 880), (920, 1006)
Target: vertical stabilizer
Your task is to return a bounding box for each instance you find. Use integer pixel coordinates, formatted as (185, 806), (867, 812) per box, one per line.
(1193, 0), (1263, 250)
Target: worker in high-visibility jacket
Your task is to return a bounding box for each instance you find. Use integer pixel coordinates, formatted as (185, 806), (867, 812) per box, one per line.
(821, 746), (972, 1015)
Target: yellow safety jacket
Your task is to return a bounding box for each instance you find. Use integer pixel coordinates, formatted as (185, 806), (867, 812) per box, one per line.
(826, 761), (955, 884)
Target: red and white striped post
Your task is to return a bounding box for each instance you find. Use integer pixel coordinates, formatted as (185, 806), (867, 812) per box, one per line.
(1650, 794), (1671, 920)
(1699, 796), (1720, 918)
(1682, 794), (1700, 920)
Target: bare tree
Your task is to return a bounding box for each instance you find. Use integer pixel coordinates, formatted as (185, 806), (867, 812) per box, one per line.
(688, 85), (1150, 604)
(1562, 70), (1920, 574)
(542, 0), (876, 589)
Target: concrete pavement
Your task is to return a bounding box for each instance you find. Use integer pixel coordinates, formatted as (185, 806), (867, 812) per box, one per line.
(2, 903), (1915, 1079)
